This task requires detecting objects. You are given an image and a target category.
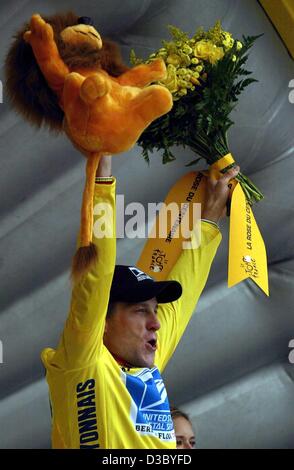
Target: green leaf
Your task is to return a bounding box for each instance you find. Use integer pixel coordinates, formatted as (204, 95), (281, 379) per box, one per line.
(185, 157), (203, 167)
(162, 148), (176, 164)
(142, 148), (150, 164)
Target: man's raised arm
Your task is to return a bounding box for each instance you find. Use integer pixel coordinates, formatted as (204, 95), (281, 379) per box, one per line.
(156, 166), (240, 371)
(46, 156), (116, 369)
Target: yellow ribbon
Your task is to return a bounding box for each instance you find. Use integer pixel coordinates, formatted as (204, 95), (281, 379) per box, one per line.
(137, 154), (269, 295)
(228, 182), (269, 295)
(210, 153), (236, 178)
(209, 154), (269, 295)
(137, 171), (206, 280)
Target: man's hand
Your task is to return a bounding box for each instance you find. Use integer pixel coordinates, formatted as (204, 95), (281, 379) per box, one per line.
(201, 166), (240, 223)
(96, 155), (112, 177)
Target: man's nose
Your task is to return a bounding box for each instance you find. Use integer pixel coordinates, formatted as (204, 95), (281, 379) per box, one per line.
(148, 313), (160, 331)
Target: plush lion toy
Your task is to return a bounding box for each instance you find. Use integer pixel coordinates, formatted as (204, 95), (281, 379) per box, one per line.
(5, 12), (172, 281)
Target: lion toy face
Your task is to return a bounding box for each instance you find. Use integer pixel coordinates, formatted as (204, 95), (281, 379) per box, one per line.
(60, 19), (103, 50)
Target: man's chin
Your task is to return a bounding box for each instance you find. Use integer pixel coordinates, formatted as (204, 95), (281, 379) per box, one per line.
(125, 347), (156, 369)
(142, 353), (155, 369)
(132, 353), (155, 369)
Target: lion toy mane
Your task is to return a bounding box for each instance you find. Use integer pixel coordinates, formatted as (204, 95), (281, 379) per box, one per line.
(5, 12), (172, 281)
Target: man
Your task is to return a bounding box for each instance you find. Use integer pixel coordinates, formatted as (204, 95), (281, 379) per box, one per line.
(42, 155), (239, 449)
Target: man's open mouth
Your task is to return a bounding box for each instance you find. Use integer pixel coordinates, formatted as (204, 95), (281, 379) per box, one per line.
(146, 339), (157, 351)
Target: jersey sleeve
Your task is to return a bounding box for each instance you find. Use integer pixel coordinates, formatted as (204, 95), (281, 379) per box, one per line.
(155, 221), (222, 372)
(43, 178), (116, 370)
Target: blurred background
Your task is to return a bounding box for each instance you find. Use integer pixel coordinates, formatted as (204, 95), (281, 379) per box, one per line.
(0, 0), (293, 449)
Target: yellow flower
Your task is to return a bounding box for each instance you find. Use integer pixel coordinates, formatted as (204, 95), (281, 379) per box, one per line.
(178, 88), (188, 96)
(222, 32), (234, 50)
(177, 68), (189, 76)
(166, 54), (181, 66)
(159, 64), (179, 93)
(182, 44), (193, 55)
(179, 79), (189, 88)
(190, 76), (200, 85)
(223, 38), (234, 49)
(209, 46), (224, 64)
(194, 39), (224, 64)
(194, 40), (212, 59)
(236, 41), (243, 51)
(179, 53), (191, 66)
(232, 55), (237, 62)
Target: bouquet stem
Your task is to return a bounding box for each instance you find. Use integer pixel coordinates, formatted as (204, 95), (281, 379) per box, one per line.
(221, 167), (264, 204)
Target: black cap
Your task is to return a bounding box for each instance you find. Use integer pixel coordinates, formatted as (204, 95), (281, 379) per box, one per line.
(109, 265), (182, 304)
(77, 16), (95, 26)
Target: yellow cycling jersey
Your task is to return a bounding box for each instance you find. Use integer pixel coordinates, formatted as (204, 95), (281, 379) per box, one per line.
(41, 178), (222, 449)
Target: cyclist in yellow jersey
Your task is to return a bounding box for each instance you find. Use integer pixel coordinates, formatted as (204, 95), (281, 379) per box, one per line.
(41, 155), (239, 449)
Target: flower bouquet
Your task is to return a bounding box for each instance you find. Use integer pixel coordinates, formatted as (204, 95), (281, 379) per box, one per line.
(135, 22), (269, 295)
(131, 21), (263, 205)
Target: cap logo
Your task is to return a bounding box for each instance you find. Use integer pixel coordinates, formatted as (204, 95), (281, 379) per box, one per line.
(129, 267), (152, 282)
